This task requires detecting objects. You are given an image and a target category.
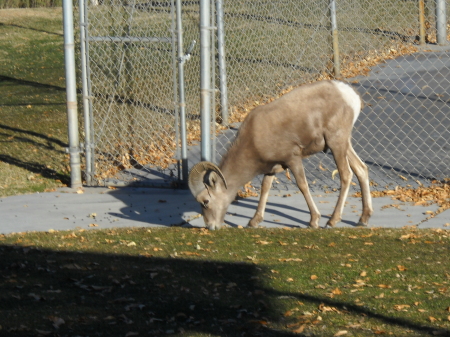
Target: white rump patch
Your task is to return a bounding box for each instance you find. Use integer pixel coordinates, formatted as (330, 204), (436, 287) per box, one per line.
(332, 80), (361, 125)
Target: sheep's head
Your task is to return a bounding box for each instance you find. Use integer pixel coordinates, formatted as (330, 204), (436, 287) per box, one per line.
(188, 162), (229, 230)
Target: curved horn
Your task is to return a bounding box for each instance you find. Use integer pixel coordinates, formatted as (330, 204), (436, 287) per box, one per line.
(188, 161), (228, 197)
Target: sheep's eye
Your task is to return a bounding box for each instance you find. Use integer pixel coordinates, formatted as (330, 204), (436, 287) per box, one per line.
(202, 200), (210, 209)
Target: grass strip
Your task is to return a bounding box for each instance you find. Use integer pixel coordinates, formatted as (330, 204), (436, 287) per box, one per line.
(1, 226), (449, 336)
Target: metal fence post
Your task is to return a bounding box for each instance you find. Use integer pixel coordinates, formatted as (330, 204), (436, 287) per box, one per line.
(330, 0), (340, 78)
(176, 0), (191, 184)
(62, 0), (82, 189)
(419, 0), (426, 45)
(171, 0), (181, 184)
(436, 0), (447, 45)
(79, 0), (93, 185)
(200, 0), (212, 162)
(216, 0), (228, 126)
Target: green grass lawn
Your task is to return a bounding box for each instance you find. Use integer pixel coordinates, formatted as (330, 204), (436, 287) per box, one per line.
(0, 7), (70, 196)
(1, 226), (449, 336)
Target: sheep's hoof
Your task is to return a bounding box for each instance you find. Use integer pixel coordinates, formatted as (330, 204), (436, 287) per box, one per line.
(356, 221), (368, 227)
(247, 219), (259, 228)
(324, 220), (336, 228)
(248, 214), (263, 228)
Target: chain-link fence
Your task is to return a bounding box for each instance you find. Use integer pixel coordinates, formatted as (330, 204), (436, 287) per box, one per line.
(78, 0), (450, 191)
(206, 0), (450, 191)
(79, 0), (181, 187)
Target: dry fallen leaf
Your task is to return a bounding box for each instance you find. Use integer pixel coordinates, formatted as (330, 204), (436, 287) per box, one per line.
(285, 169), (291, 181)
(372, 329), (387, 335)
(333, 330), (348, 336)
(292, 324), (306, 333)
(310, 275), (318, 280)
(394, 304), (410, 311)
(319, 304), (340, 313)
(355, 181), (450, 214)
(331, 169), (339, 180)
(238, 182), (259, 198)
(28, 293), (44, 301)
(279, 258), (303, 262)
(51, 317), (65, 329)
(284, 310), (294, 317)
(331, 288), (343, 295)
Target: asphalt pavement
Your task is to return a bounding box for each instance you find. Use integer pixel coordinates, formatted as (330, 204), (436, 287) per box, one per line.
(1, 186), (448, 235)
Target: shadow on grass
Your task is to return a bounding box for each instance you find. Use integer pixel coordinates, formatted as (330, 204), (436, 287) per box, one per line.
(0, 22), (63, 36)
(0, 72), (70, 187)
(0, 154), (70, 186)
(0, 75), (66, 94)
(0, 123), (67, 149)
(0, 121), (69, 187)
(0, 244), (446, 336)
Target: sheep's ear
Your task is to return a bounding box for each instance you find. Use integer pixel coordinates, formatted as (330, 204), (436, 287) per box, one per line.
(188, 162), (227, 198)
(205, 170), (224, 190)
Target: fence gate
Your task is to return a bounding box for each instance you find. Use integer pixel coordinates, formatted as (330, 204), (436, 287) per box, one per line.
(79, 0), (187, 187)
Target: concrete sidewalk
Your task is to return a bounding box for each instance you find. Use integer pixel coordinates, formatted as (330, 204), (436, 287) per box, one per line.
(1, 186), (448, 235)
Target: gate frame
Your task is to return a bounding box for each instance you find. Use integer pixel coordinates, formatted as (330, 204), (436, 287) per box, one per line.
(73, 0), (190, 188)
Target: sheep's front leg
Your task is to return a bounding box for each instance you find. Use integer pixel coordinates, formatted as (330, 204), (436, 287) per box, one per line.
(248, 174), (275, 228)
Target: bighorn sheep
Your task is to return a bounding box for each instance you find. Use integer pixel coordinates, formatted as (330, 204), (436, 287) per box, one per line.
(189, 80), (373, 230)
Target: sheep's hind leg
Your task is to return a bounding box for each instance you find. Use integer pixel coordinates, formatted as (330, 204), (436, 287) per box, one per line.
(326, 144), (353, 228)
(347, 144), (373, 226)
